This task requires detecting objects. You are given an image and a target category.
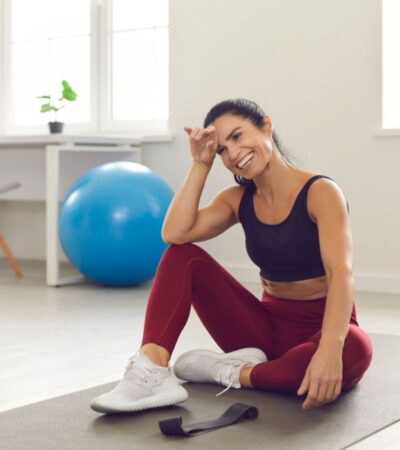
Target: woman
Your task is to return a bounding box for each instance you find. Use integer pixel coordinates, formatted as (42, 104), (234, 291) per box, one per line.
(91, 98), (373, 414)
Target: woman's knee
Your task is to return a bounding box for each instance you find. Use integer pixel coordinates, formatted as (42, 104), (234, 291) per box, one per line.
(162, 243), (208, 262)
(342, 325), (373, 388)
(345, 325), (373, 361)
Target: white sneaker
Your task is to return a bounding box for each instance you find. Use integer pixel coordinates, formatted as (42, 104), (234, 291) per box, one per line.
(91, 351), (188, 414)
(173, 348), (267, 396)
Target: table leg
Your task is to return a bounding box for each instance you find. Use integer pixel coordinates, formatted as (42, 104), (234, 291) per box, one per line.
(46, 144), (60, 286)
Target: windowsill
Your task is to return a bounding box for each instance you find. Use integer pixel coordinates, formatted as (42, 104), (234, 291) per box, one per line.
(373, 128), (400, 137)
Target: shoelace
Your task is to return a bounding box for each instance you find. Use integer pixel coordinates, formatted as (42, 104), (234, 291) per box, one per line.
(124, 353), (157, 384)
(125, 353), (140, 371)
(215, 362), (243, 397)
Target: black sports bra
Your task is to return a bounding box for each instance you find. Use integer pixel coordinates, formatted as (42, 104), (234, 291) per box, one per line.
(238, 175), (347, 282)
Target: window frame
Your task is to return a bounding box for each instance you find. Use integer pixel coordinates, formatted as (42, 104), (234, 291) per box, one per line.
(98, 0), (169, 134)
(0, 0), (169, 136)
(375, 0), (400, 136)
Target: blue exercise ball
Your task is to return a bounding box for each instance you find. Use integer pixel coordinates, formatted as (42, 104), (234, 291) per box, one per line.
(59, 161), (173, 286)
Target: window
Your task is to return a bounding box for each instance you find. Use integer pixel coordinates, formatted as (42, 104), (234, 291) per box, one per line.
(1, 0), (169, 134)
(8, 0), (91, 127)
(382, 0), (400, 129)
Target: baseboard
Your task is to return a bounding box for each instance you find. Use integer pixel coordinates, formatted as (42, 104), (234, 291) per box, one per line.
(2, 257), (400, 295)
(223, 263), (400, 295)
(353, 271), (400, 295)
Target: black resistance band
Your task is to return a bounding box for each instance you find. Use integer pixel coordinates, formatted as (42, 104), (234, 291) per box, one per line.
(159, 402), (259, 437)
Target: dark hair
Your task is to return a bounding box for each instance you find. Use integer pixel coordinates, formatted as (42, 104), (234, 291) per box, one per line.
(203, 98), (294, 186)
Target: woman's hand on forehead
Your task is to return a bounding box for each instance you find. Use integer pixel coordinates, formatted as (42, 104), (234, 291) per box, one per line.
(184, 125), (217, 140)
(183, 125), (219, 167)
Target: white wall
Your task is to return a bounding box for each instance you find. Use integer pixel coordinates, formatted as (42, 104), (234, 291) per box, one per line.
(1, 0), (399, 291)
(0, 0), (4, 136)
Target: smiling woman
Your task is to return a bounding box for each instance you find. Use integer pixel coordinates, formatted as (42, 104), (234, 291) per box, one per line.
(90, 97), (373, 416)
(206, 99), (293, 185)
(174, 100), (343, 302)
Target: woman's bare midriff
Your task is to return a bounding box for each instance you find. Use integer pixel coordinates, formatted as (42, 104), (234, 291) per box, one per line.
(226, 177), (329, 301)
(261, 275), (328, 301)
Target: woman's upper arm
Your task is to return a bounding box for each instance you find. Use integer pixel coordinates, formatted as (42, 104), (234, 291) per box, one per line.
(167, 187), (241, 244)
(308, 179), (353, 279)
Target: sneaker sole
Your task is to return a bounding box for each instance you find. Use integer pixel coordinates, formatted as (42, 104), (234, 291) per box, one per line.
(90, 385), (188, 414)
(174, 348), (267, 382)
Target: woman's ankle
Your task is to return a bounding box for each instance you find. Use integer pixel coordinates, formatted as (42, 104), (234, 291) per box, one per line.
(140, 343), (170, 368)
(239, 365), (254, 388)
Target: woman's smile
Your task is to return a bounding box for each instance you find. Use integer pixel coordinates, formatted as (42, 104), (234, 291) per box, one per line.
(235, 151), (255, 170)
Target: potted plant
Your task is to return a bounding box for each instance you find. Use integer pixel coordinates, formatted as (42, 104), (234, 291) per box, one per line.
(36, 80), (78, 134)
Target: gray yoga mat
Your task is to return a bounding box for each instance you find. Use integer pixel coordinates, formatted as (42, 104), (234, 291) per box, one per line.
(1, 333), (399, 450)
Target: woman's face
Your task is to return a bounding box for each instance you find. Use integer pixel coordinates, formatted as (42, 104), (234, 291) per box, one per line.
(212, 114), (273, 179)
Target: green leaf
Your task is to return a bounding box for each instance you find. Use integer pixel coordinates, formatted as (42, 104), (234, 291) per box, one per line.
(36, 95), (51, 99)
(40, 104), (59, 113)
(62, 80), (72, 90)
(40, 104), (52, 113)
(61, 79), (77, 101)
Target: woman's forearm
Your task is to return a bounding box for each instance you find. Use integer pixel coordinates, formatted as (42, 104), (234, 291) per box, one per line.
(318, 272), (355, 352)
(161, 162), (211, 242)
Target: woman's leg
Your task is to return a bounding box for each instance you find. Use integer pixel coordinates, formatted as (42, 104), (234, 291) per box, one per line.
(141, 243), (372, 396)
(93, 242), (269, 414)
(249, 323), (373, 393)
(141, 243), (276, 360)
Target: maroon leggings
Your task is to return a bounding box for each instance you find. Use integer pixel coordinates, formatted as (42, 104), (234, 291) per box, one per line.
(141, 243), (373, 394)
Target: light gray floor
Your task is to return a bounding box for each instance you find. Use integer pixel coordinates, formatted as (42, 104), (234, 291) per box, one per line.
(1, 259), (399, 449)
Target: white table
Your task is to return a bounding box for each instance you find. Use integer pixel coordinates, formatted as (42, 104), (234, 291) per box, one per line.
(0, 135), (142, 286)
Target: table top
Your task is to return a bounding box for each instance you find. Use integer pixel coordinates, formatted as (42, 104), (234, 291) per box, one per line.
(0, 134), (143, 147)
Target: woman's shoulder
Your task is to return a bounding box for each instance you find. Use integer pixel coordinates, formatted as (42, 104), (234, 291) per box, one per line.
(305, 173), (348, 221)
(295, 169), (338, 191)
(303, 171), (342, 192)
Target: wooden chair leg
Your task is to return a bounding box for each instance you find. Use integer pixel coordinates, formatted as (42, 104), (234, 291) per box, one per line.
(0, 233), (23, 278)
